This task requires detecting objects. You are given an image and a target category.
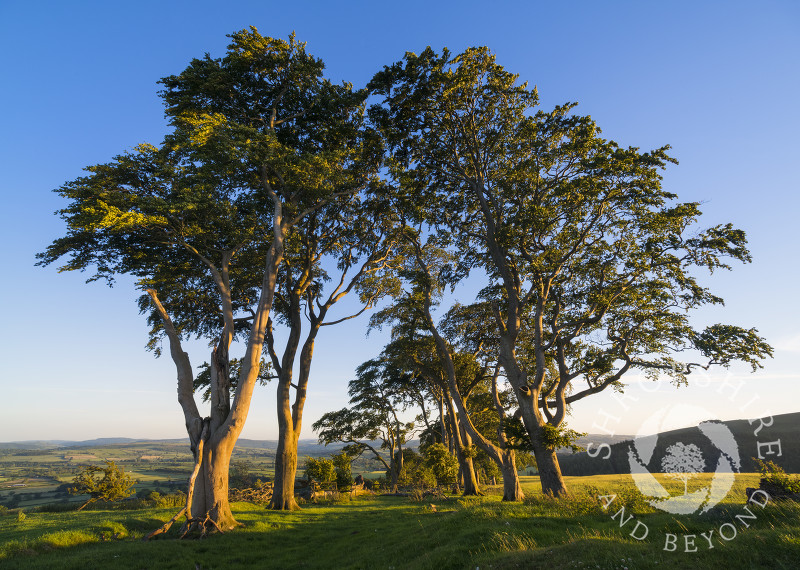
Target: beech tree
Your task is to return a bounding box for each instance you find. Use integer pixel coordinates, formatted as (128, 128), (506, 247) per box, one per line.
(38, 29), (368, 529)
(369, 46), (773, 497)
(372, 229), (527, 499)
(313, 357), (416, 491)
(264, 194), (398, 510)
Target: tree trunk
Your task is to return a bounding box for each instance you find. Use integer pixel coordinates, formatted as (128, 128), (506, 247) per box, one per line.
(459, 427), (481, 496)
(392, 446), (404, 491)
(389, 446), (399, 491)
(500, 451), (524, 502)
(270, 379), (300, 510)
(532, 444), (568, 497)
(189, 434), (238, 529)
(443, 398), (479, 496)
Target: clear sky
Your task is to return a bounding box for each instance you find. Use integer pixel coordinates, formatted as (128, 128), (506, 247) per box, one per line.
(1, 0), (798, 442)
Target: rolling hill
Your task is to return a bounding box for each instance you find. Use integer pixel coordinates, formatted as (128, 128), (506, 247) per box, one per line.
(558, 411), (800, 475)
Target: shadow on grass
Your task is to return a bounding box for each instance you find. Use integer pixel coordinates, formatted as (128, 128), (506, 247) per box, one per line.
(1, 491), (798, 569)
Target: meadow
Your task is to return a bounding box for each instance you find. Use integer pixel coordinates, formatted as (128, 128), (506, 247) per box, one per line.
(1, 473), (798, 569)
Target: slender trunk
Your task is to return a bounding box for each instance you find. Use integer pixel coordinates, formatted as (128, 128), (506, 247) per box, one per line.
(389, 441), (399, 491)
(444, 395), (479, 496)
(438, 395), (448, 448)
(392, 441), (404, 491)
(271, 418), (300, 510)
(459, 423), (481, 496)
(270, 367), (301, 510)
(500, 451), (524, 501)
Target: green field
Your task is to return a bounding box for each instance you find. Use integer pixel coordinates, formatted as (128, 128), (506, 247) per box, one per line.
(0, 441), (386, 510)
(1, 473), (798, 569)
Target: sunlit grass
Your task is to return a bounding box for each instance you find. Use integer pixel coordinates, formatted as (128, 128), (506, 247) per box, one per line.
(0, 474), (796, 569)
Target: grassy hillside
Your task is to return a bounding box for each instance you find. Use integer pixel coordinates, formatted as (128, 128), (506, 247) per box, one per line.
(1, 474), (798, 569)
(559, 411), (800, 476)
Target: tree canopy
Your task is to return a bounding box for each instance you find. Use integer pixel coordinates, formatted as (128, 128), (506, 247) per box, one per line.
(367, 46), (772, 496)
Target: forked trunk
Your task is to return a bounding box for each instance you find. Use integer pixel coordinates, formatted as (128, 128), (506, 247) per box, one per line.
(189, 435), (238, 529)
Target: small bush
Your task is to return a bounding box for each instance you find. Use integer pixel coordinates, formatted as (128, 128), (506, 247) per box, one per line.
(422, 443), (459, 487)
(306, 457), (336, 484)
(409, 488), (425, 502)
(756, 459), (800, 494)
(69, 461), (134, 510)
(332, 451), (353, 491)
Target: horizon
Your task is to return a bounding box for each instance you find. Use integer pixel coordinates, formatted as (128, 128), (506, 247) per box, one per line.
(5, 409), (798, 446)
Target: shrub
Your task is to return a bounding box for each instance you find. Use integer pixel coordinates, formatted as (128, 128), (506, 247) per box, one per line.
(756, 459), (800, 493)
(332, 452), (353, 490)
(398, 449), (436, 489)
(422, 443), (458, 487)
(306, 457), (336, 484)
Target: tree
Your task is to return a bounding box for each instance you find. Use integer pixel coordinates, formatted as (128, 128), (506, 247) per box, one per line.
(70, 461), (134, 511)
(373, 230), (525, 499)
(39, 29), (365, 530)
(369, 46), (773, 497)
(313, 358), (417, 491)
(263, 194), (399, 510)
(364, 330), (483, 495)
(662, 443), (705, 496)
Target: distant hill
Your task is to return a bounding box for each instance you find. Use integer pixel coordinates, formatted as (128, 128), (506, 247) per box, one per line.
(0, 438), (186, 450)
(558, 411), (800, 475)
(0, 437), (345, 456)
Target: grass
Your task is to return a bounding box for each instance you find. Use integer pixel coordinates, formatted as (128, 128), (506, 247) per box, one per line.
(0, 474), (797, 569)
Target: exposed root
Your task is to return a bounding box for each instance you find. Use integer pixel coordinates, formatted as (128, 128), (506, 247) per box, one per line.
(179, 512), (225, 539)
(145, 421), (209, 541)
(144, 507), (187, 541)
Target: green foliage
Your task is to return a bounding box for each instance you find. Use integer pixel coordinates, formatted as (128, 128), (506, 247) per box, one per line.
(69, 461), (134, 510)
(368, 44), (773, 490)
(397, 449), (436, 488)
(331, 452), (353, 490)
(755, 459), (800, 493)
(305, 457), (336, 484)
(539, 424), (586, 452)
(422, 443), (459, 486)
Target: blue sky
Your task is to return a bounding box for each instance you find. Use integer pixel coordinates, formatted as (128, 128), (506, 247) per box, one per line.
(1, 1), (798, 441)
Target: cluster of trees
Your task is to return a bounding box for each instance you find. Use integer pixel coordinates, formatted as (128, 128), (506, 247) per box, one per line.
(39, 29), (771, 529)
